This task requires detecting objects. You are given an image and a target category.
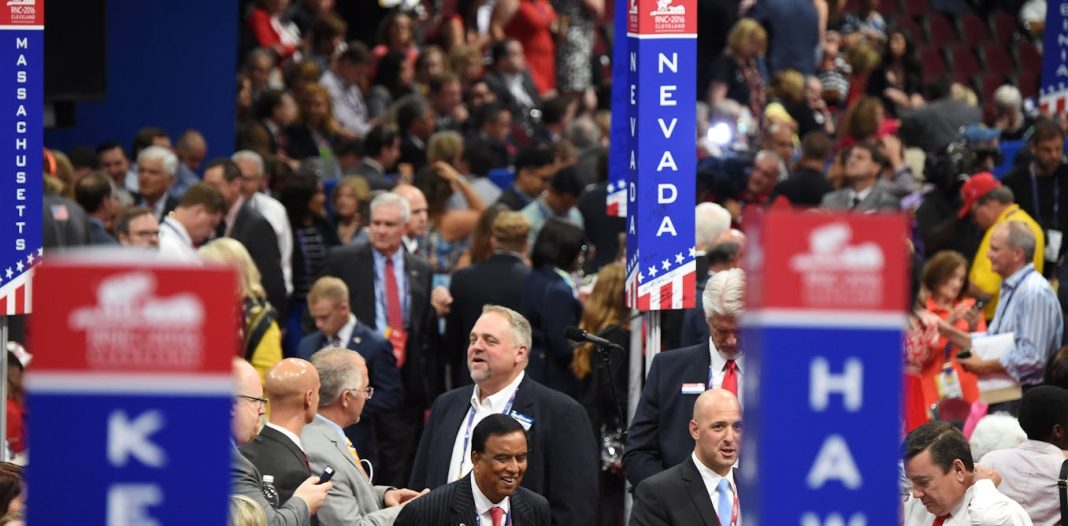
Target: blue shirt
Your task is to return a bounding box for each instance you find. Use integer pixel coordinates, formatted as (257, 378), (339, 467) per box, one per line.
(989, 263), (1063, 385)
(371, 247), (409, 333)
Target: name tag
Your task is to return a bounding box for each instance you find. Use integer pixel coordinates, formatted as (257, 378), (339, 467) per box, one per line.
(681, 383), (704, 394)
(509, 410), (534, 430)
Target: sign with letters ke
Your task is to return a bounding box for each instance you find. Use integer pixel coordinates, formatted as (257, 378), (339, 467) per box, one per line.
(0, 0), (43, 314)
(26, 255), (236, 525)
(741, 210), (907, 526)
(623, 0), (696, 311)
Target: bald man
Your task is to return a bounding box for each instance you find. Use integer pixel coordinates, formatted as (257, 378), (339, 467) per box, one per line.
(630, 389), (743, 526)
(394, 184), (430, 257)
(231, 358), (331, 526)
(242, 358), (323, 505)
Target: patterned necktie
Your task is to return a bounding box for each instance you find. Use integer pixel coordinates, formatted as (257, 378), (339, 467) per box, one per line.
(932, 515), (949, 526)
(490, 506), (504, 526)
(345, 437), (367, 477)
(722, 360), (738, 397)
(716, 478), (733, 526)
(384, 257), (406, 367)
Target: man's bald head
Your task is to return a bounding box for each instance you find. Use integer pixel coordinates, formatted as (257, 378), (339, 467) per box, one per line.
(693, 388), (740, 419)
(690, 388), (742, 476)
(233, 357), (262, 397)
(265, 358), (321, 425)
(232, 358), (265, 445)
(393, 183), (430, 237)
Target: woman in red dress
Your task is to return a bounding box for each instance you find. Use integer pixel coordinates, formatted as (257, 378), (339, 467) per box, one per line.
(492, 0), (558, 95)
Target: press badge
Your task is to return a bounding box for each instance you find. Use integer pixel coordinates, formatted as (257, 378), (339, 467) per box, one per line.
(681, 383), (704, 394)
(935, 363), (964, 400)
(509, 410), (534, 430)
(1046, 229), (1062, 262)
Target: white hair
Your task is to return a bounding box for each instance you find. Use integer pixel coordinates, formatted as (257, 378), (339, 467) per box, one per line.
(968, 413), (1027, 462)
(695, 203), (731, 251)
(993, 85), (1022, 112)
(137, 145), (178, 176)
(231, 150), (265, 175)
(755, 149), (788, 182)
(370, 191), (411, 223)
(703, 268), (745, 319)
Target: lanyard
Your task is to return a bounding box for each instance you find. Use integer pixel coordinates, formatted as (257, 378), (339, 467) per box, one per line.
(456, 390), (518, 479)
(990, 268), (1034, 334)
(475, 509), (512, 526)
(1030, 165), (1060, 229)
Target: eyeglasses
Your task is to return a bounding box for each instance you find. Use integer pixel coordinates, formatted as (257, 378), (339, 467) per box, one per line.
(346, 386), (374, 400)
(131, 229), (160, 239)
(236, 394), (268, 411)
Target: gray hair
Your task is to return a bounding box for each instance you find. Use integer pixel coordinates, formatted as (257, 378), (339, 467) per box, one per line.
(993, 85), (1022, 112)
(481, 304), (532, 349)
(310, 348), (366, 407)
(370, 191), (411, 223)
(567, 116), (601, 150)
(755, 149), (788, 182)
(703, 268), (746, 319)
(968, 413), (1026, 462)
(1002, 220), (1037, 262)
(695, 202), (731, 251)
(977, 185), (1014, 207)
(137, 145), (178, 176)
(231, 150), (265, 175)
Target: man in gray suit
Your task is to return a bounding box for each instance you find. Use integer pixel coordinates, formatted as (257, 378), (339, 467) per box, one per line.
(231, 358), (331, 526)
(303, 349), (428, 525)
(820, 141), (901, 213)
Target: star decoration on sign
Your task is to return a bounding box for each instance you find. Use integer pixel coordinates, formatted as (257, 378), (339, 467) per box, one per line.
(606, 181), (615, 192)
(648, 265), (658, 277)
(637, 271), (644, 283)
(4, 268), (10, 279)
(16, 262), (23, 272)
(26, 252), (34, 265)
(661, 259), (670, 271)
(688, 247), (696, 257)
(675, 252), (684, 264)
(36, 248), (42, 257)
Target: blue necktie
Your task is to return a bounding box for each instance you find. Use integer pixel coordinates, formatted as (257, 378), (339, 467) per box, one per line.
(716, 478), (733, 526)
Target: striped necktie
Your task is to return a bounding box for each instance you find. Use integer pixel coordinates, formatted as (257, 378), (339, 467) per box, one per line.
(345, 437), (367, 477)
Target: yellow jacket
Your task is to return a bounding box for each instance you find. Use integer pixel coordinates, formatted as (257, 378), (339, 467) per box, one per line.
(969, 204), (1045, 320)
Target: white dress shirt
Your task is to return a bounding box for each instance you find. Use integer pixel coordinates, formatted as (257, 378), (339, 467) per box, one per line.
(708, 339), (744, 406)
(902, 478), (1032, 525)
(692, 451), (741, 525)
(447, 372), (525, 482)
(471, 474), (512, 526)
(979, 440), (1065, 526)
(248, 192), (294, 294)
(158, 216), (201, 263)
(265, 422), (305, 452)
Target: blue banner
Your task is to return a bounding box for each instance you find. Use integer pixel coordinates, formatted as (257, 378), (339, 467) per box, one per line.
(1040, 0), (1068, 112)
(607, 0), (630, 217)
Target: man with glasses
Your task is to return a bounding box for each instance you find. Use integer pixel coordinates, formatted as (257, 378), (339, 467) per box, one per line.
(303, 349), (428, 525)
(298, 277), (404, 475)
(115, 206), (160, 248)
(231, 358), (331, 526)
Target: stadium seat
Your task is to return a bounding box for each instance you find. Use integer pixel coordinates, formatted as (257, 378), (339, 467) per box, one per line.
(958, 13), (991, 43)
(949, 45), (980, 84)
(992, 11), (1019, 45)
(905, 0), (926, 18)
(979, 42), (1013, 73)
(1017, 71), (1038, 99)
(1017, 41), (1042, 73)
(977, 73), (1005, 105)
(925, 15), (959, 48)
(919, 46), (949, 85)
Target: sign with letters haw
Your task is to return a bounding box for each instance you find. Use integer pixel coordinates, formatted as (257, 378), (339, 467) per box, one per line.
(622, 0), (696, 311)
(741, 210), (907, 525)
(0, 0), (43, 314)
(26, 254), (237, 525)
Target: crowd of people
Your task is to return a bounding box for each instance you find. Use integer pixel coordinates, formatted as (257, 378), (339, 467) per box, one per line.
(20, 0), (1068, 524)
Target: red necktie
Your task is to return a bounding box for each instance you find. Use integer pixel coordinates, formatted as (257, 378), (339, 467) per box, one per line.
(722, 360), (738, 397)
(384, 257), (406, 365)
(932, 515), (949, 526)
(490, 506), (504, 526)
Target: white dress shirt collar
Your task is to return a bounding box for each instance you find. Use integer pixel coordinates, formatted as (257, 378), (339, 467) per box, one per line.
(691, 451), (736, 520)
(708, 339), (743, 376)
(333, 313), (357, 348)
(849, 185), (874, 205)
(471, 474), (512, 521)
(265, 422), (305, 452)
(473, 371), (525, 408)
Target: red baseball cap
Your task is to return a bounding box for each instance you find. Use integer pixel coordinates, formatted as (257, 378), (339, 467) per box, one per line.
(958, 172), (1001, 219)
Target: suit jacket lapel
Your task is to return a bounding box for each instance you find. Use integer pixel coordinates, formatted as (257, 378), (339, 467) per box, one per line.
(687, 344), (713, 385)
(450, 475), (478, 523)
(405, 252), (427, 330)
(433, 386), (477, 484)
(313, 419), (360, 473)
(510, 489), (534, 524)
(354, 246), (376, 329)
(262, 426), (309, 471)
(681, 456), (717, 526)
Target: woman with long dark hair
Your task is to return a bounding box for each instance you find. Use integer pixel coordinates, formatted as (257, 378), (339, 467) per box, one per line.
(866, 29), (923, 117)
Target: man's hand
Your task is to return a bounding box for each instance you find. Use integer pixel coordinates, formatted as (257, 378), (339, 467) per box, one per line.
(973, 464), (1002, 487)
(385, 487), (430, 507)
(431, 285), (453, 317)
(292, 476), (333, 514)
(958, 355), (1000, 375)
(879, 134), (906, 170)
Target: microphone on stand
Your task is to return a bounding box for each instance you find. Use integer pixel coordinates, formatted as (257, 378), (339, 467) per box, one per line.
(564, 326), (625, 351)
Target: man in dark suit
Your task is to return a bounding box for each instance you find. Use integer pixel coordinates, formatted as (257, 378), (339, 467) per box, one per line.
(349, 125), (400, 191)
(624, 269), (747, 487)
(483, 39), (540, 128)
(819, 141), (901, 212)
(396, 95), (434, 173)
(73, 172), (118, 245)
(242, 358), (321, 505)
(409, 306), (598, 525)
(495, 145), (556, 212)
(397, 414), (550, 526)
(444, 211), (531, 387)
(132, 145), (180, 221)
(231, 358), (330, 526)
(320, 192), (443, 487)
(298, 276), (404, 470)
(630, 389), (742, 526)
(203, 159), (287, 316)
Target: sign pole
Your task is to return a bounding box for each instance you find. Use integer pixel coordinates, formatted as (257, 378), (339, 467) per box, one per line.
(0, 315), (8, 462)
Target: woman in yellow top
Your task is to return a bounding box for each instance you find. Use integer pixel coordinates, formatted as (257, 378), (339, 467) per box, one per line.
(199, 237), (284, 382)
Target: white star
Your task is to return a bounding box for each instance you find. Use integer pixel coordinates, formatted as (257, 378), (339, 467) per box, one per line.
(16, 261), (23, 272)
(675, 252), (684, 264)
(36, 248), (42, 257)
(26, 253), (34, 265)
(688, 247), (696, 257)
(661, 259), (671, 271)
(637, 271), (644, 283)
(4, 268), (10, 279)
(606, 181), (615, 192)
(648, 265), (658, 277)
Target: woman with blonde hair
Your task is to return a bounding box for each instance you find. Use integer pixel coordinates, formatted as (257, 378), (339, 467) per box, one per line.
(199, 238), (283, 382)
(288, 84), (340, 164)
(332, 176), (370, 245)
(229, 494), (267, 526)
(709, 18), (768, 122)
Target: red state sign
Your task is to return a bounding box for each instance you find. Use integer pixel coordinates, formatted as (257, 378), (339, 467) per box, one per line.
(627, 0), (696, 36)
(0, 0), (43, 26)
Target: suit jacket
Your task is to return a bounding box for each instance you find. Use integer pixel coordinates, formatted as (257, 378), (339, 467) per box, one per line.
(444, 252), (530, 387)
(232, 444), (311, 526)
(230, 200), (288, 317)
(87, 218), (118, 245)
(395, 474), (550, 526)
(495, 186), (535, 211)
(302, 416), (400, 526)
(297, 323), (404, 465)
(242, 426), (313, 505)
(483, 70), (541, 120)
(819, 184), (900, 212)
(408, 375), (599, 525)
(679, 273), (712, 348)
(320, 242), (442, 408)
(624, 343), (712, 487)
(629, 457), (722, 526)
(350, 160), (395, 191)
(134, 193), (179, 221)
(399, 135), (427, 173)
(520, 267), (584, 399)
(43, 191), (90, 248)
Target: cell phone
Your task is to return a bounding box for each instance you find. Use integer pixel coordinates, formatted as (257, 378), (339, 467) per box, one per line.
(318, 466), (335, 484)
(957, 350), (972, 359)
(974, 298), (987, 311)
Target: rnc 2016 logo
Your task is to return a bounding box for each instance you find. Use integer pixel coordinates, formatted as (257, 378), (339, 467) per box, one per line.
(5, 0), (36, 25)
